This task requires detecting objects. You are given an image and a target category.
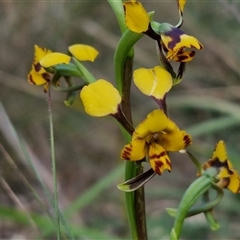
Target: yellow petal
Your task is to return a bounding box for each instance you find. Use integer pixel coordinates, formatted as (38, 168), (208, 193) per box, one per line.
(159, 130), (192, 151)
(121, 138), (146, 161)
(134, 110), (168, 138)
(177, 34), (203, 50)
(217, 169), (240, 193)
(226, 171), (240, 193)
(40, 53), (71, 68)
(124, 0), (150, 33)
(33, 45), (52, 63)
(68, 44), (99, 62)
(80, 79), (121, 117)
(177, 0), (186, 13)
(28, 67), (51, 86)
(167, 50), (196, 62)
(211, 140), (229, 164)
(148, 142), (171, 175)
(133, 66), (172, 99)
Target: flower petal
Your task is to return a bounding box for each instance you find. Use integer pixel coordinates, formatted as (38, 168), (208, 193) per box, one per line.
(68, 44), (99, 62)
(177, 0), (186, 14)
(121, 138), (146, 161)
(124, 0), (150, 33)
(148, 142), (171, 175)
(33, 45), (52, 64)
(217, 169), (240, 193)
(40, 53), (71, 68)
(225, 171), (240, 193)
(167, 50), (196, 62)
(159, 130), (192, 151)
(160, 23), (203, 51)
(28, 68), (51, 86)
(80, 79), (121, 117)
(133, 66), (172, 99)
(134, 109), (168, 138)
(211, 140), (229, 164)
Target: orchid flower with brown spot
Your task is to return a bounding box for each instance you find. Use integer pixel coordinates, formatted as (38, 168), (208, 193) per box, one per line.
(123, 0), (203, 63)
(121, 109), (192, 175)
(159, 23), (203, 62)
(202, 140), (240, 194)
(27, 45), (53, 92)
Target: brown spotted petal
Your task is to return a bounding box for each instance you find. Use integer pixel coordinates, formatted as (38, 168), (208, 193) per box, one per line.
(167, 50), (196, 62)
(159, 23), (203, 62)
(217, 170), (240, 193)
(159, 130), (192, 152)
(149, 142), (171, 175)
(121, 137), (146, 161)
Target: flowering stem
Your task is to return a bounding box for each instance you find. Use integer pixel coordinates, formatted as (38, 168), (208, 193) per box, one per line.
(109, 1), (147, 238)
(48, 89), (61, 240)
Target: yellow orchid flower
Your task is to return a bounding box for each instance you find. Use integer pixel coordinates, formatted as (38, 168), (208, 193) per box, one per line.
(80, 79), (121, 117)
(121, 109), (192, 175)
(133, 66), (172, 100)
(27, 45), (53, 92)
(68, 44), (99, 62)
(202, 140), (240, 194)
(160, 23), (203, 62)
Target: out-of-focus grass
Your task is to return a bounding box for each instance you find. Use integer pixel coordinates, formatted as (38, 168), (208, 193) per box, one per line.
(0, 1), (240, 239)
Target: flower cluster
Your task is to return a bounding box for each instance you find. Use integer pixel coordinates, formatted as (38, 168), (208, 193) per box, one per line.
(30, 0), (197, 188)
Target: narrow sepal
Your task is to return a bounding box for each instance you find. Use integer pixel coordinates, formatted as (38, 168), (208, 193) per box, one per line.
(117, 168), (156, 192)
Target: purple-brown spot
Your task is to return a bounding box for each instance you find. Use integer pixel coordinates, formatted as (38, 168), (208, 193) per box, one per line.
(165, 158), (172, 169)
(42, 73), (51, 82)
(164, 28), (183, 50)
(121, 146), (132, 160)
(154, 160), (164, 175)
(34, 63), (42, 72)
(149, 151), (167, 159)
(183, 135), (191, 147)
(28, 74), (36, 85)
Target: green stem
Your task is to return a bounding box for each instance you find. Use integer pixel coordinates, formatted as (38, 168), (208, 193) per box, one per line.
(186, 150), (203, 174)
(72, 57), (96, 83)
(48, 89), (61, 240)
(170, 168), (218, 240)
(135, 162), (147, 239)
(125, 161), (138, 240)
(122, 57), (133, 122)
(107, 0), (127, 34)
(114, 29), (143, 94)
(109, 2), (147, 239)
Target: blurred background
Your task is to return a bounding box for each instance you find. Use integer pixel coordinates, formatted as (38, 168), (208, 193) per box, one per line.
(1, 1), (240, 239)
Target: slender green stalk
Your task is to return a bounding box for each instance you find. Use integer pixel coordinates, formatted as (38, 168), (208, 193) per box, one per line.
(186, 150), (203, 174)
(107, 0), (127, 34)
(108, 2), (148, 239)
(170, 168), (218, 240)
(166, 184), (224, 218)
(125, 161), (138, 240)
(48, 89), (61, 240)
(114, 30), (143, 94)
